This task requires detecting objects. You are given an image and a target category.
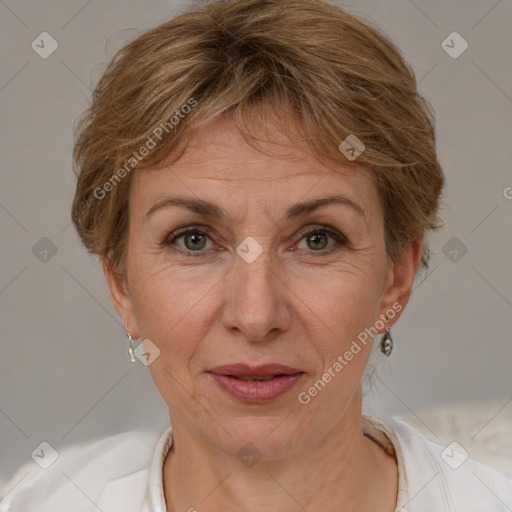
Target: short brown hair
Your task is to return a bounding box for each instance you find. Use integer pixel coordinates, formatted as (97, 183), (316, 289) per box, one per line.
(71, 0), (444, 279)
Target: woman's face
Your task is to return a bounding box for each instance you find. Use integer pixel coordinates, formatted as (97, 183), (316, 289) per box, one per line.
(105, 113), (418, 459)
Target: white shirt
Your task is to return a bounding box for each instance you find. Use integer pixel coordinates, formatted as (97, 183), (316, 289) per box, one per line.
(1, 415), (511, 511)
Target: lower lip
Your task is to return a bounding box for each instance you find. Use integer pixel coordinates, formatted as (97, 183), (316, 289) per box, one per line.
(208, 373), (304, 403)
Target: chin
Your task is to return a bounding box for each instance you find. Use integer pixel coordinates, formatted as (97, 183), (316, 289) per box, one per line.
(208, 414), (305, 461)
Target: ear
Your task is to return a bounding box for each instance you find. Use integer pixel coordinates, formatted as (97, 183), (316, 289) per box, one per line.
(102, 257), (140, 338)
(377, 242), (422, 329)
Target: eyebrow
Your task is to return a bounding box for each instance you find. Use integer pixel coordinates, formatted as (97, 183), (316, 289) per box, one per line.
(144, 194), (366, 223)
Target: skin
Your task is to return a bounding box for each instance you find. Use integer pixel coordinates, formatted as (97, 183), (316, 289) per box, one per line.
(104, 113), (421, 512)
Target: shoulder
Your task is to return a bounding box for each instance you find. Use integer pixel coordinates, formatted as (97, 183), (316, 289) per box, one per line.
(388, 417), (512, 511)
(0, 427), (166, 512)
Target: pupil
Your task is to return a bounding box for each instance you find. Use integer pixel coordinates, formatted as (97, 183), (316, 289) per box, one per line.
(309, 233), (327, 250)
(186, 233), (206, 250)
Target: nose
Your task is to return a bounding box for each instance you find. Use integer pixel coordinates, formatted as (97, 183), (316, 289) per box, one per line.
(221, 248), (293, 343)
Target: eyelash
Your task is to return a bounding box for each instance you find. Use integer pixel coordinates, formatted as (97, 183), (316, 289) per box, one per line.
(162, 225), (348, 258)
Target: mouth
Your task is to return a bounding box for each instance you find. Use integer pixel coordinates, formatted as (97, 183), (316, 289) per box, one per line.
(208, 363), (303, 377)
(206, 363), (305, 402)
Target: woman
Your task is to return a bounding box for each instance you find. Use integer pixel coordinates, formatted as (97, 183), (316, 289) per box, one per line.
(2, 0), (511, 510)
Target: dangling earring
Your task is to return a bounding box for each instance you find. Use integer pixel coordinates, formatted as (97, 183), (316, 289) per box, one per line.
(380, 327), (394, 356)
(125, 324), (137, 363)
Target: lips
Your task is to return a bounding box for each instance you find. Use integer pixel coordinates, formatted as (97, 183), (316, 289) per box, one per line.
(207, 363), (304, 402)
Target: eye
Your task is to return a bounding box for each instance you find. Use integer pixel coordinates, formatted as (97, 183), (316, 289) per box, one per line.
(296, 226), (347, 255)
(163, 225), (348, 258)
(164, 227), (216, 257)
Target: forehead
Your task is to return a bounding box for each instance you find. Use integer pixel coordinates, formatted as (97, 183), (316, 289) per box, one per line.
(130, 114), (380, 222)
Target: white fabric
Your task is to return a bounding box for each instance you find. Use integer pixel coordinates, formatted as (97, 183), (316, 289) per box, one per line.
(396, 400), (512, 479)
(1, 415), (511, 511)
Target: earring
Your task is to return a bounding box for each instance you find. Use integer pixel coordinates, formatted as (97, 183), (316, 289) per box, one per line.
(380, 328), (394, 356)
(125, 324), (137, 363)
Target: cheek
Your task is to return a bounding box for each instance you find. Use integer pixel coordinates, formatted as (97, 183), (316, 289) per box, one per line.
(329, 280), (381, 341)
(291, 270), (384, 415)
(128, 265), (217, 372)
(293, 263), (385, 351)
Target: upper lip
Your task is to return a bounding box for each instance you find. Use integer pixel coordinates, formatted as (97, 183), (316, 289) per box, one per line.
(207, 363), (303, 377)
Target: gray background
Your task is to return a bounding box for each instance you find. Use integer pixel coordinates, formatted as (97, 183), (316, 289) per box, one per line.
(1, 0), (511, 488)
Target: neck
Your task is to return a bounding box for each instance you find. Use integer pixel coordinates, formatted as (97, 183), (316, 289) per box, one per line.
(163, 393), (398, 512)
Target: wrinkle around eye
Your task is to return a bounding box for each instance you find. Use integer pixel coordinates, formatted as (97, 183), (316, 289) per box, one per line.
(144, 211), (372, 260)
